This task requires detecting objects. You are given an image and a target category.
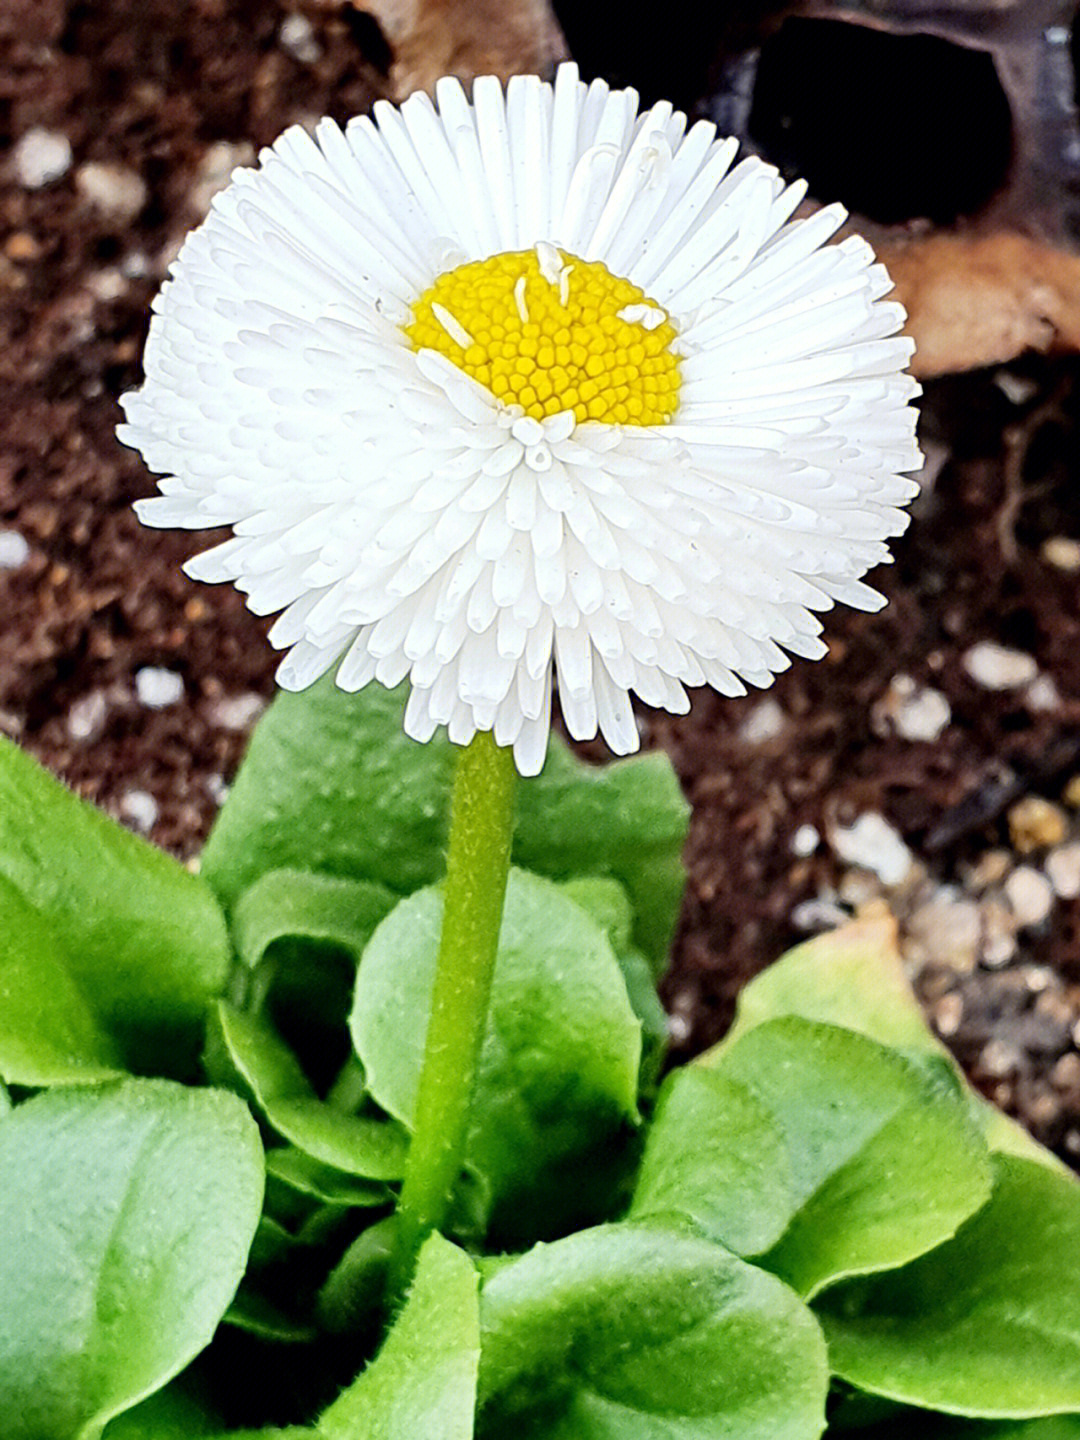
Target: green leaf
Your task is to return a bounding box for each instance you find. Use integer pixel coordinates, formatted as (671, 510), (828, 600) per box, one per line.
(264, 1146), (390, 1207)
(0, 876), (123, 1085)
(200, 678), (688, 969)
(233, 869), (397, 974)
(514, 742), (689, 970)
(0, 737), (230, 1072)
(208, 1002), (407, 1181)
(100, 1383), (218, 1438)
(0, 1079), (263, 1440)
(350, 869), (641, 1235)
(714, 1018), (992, 1297)
(316, 1215), (397, 1335)
(818, 1156), (1080, 1418)
(559, 876), (668, 1090)
(703, 914), (1067, 1175)
(629, 1066), (795, 1257)
(318, 1232), (479, 1440)
(837, 1412), (1080, 1440)
(477, 1220), (829, 1440)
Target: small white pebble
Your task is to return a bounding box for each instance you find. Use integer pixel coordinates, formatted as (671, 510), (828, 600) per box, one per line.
(0, 530), (30, 569)
(963, 640), (1039, 691)
(205, 773), (231, 806)
(906, 892), (981, 972)
(993, 370), (1039, 405)
(190, 140), (255, 219)
(1025, 673), (1061, 713)
(980, 1038), (1022, 1078)
(738, 697), (785, 745)
(75, 161), (147, 222)
(666, 1012), (692, 1044)
(1041, 536), (1080, 572)
(66, 689), (108, 742)
(1004, 865), (1055, 929)
(830, 812), (913, 887)
(279, 11), (321, 61)
(933, 992), (964, 1038)
(120, 788), (159, 834)
(791, 897), (849, 933)
(1046, 842), (1080, 900)
(12, 127), (72, 188)
(208, 691), (266, 731)
(135, 666), (184, 708)
(979, 897), (1018, 968)
(894, 681), (951, 743)
(791, 823), (820, 858)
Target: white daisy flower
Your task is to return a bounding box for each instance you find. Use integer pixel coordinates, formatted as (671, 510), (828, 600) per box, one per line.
(120, 63), (922, 776)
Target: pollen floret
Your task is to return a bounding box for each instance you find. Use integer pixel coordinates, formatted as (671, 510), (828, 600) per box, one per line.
(405, 245), (681, 426)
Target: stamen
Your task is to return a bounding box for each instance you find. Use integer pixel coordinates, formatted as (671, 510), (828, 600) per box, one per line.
(617, 303), (667, 331)
(431, 302), (474, 349)
(535, 241), (562, 285)
(514, 275), (530, 325)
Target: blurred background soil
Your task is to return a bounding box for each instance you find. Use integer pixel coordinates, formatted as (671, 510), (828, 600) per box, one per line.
(3, 0), (1080, 1163)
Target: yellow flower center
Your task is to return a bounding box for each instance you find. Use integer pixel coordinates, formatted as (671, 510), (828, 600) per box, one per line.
(404, 244), (682, 427)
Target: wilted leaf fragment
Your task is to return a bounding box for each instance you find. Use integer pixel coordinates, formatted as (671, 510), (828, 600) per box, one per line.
(318, 1232), (479, 1440)
(0, 1080), (263, 1440)
(818, 1156), (1080, 1418)
(477, 1220), (829, 1440)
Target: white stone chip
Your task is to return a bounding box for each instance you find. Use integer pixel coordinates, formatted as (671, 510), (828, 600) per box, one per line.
(1046, 842), (1080, 900)
(279, 12), (321, 61)
(791, 823), (820, 858)
(829, 812), (913, 887)
(962, 641), (1039, 691)
(208, 691), (267, 731)
(884, 675), (951, 742)
(12, 128), (72, 188)
(0, 530), (30, 569)
(135, 666), (185, 708)
(738, 697), (785, 744)
(1041, 536), (1080, 572)
(66, 690), (108, 742)
(120, 788), (159, 834)
(75, 161), (147, 221)
(1004, 865), (1055, 929)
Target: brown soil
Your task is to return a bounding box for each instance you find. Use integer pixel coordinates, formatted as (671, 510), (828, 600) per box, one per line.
(3, 1), (1080, 1162)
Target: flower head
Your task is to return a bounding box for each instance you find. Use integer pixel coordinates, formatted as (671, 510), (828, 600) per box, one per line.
(120, 64), (921, 775)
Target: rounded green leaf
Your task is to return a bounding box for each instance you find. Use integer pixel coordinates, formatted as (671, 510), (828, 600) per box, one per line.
(716, 1018), (992, 1297)
(318, 1232), (479, 1440)
(818, 1156), (1080, 1418)
(208, 1001), (406, 1181)
(0, 876), (122, 1086)
(350, 870), (641, 1232)
(0, 1079), (264, 1440)
(478, 1220), (829, 1440)
(0, 737), (229, 1072)
(630, 1066), (796, 1256)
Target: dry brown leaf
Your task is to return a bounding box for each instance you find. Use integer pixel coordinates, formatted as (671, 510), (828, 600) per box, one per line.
(876, 231), (1080, 379)
(323, 0), (567, 98)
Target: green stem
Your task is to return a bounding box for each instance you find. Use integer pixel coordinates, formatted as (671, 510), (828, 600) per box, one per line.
(389, 729), (517, 1300)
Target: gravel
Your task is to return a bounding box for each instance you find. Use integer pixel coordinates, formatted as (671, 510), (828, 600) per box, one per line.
(134, 666), (185, 709)
(11, 127), (72, 188)
(0, 531), (30, 570)
(963, 640), (1041, 690)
